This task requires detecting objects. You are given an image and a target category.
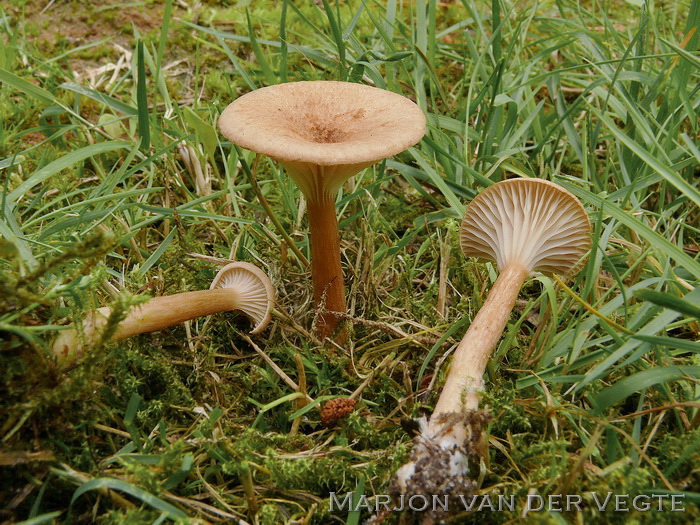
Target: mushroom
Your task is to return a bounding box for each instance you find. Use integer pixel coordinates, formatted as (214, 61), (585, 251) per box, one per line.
(391, 178), (591, 502)
(218, 81), (426, 339)
(52, 262), (274, 366)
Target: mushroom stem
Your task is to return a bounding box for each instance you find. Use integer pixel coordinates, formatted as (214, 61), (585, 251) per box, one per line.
(430, 262), (529, 422)
(109, 288), (244, 341)
(306, 196), (347, 339)
(52, 288), (243, 363)
(390, 263), (530, 501)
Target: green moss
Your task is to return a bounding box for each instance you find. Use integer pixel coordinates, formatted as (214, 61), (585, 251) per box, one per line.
(103, 508), (163, 525)
(483, 386), (534, 436)
(266, 453), (357, 494)
(654, 428), (700, 484)
(258, 503), (284, 525)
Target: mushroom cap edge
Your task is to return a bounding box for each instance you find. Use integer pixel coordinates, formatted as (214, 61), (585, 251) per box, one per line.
(210, 261), (275, 334)
(218, 80), (427, 167)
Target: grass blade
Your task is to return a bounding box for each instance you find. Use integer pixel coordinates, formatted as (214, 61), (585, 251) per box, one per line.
(0, 66), (56, 106)
(136, 41), (150, 152)
(634, 289), (700, 319)
(58, 82), (138, 116)
(7, 141), (130, 205)
(562, 183), (700, 279)
(69, 477), (186, 519)
(591, 366), (700, 414)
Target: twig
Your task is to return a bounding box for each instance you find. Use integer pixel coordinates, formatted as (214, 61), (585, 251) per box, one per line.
(552, 274), (633, 335)
(272, 307), (322, 346)
(291, 354), (308, 435)
(241, 334), (315, 406)
(349, 352), (396, 400)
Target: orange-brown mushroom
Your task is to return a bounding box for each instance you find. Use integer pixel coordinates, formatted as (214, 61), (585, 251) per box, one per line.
(219, 81), (426, 339)
(393, 178), (591, 500)
(52, 262), (274, 366)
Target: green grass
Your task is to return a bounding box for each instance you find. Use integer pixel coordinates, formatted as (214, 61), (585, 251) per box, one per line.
(1, 0), (699, 523)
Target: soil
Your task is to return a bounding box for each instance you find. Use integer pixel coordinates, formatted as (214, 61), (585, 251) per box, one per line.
(7, 0), (169, 79)
(12, 0), (165, 44)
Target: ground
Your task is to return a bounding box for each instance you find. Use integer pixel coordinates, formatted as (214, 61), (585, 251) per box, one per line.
(1, 0), (699, 524)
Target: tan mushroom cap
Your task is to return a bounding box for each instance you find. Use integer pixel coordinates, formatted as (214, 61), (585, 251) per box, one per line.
(460, 178), (591, 276)
(210, 262), (275, 334)
(218, 81), (426, 195)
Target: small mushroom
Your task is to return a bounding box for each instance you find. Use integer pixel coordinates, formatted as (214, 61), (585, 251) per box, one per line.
(219, 81), (426, 339)
(392, 178), (591, 501)
(435, 178), (591, 415)
(52, 262), (274, 366)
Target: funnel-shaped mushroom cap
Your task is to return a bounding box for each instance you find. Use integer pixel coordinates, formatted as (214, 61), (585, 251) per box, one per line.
(210, 262), (275, 334)
(460, 179), (591, 275)
(218, 81), (426, 197)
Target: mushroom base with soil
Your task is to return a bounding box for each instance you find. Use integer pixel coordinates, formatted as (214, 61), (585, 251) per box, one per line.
(390, 411), (491, 520)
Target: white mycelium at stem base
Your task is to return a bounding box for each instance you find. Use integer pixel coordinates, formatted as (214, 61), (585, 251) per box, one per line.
(52, 262), (274, 367)
(392, 178), (591, 504)
(218, 81), (426, 340)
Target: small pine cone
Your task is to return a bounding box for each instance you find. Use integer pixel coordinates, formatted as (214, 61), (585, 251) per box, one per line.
(320, 398), (357, 427)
